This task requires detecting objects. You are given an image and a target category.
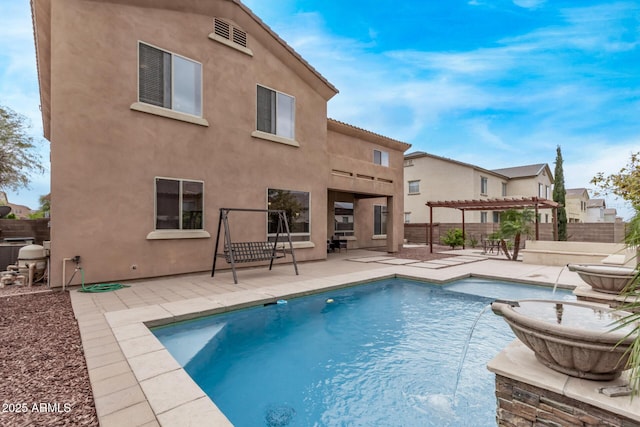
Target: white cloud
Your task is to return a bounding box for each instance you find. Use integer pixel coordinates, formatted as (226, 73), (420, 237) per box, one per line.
(513, 0), (546, 9)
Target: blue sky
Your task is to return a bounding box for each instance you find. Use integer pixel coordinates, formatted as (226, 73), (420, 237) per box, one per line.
(1, 1), (639, 219)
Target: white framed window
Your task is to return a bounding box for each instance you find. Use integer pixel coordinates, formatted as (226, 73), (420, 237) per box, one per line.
(493, 212), (500, 223)
(538, 183), (544, 198)
(404, 212), (411, 223)
(502, 182), (507, 197)
(374, 205), (387, 235)
(480, 177), (488, 195)
(480, 212), (488, 223)
(155, 178), (204, 230)
(408, 180), (420, 194)
(334, 202), (354, 237)
(257, 85), (295, 140)
(138, 42), (202, 117)
(546, 185), (551, 199)
(374, 150), (389, 167)
(267, 189), (309, 241)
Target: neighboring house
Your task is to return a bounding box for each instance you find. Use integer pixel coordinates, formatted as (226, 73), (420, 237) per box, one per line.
(32, 0), (410, 287)
(565, 188), (590, 223)
(0, 191), (33, 219)
(586, 198), (606, 222)
(404, 152), (554, 224)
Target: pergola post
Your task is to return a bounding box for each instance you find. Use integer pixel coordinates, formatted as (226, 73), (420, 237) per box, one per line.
(535, 203), (539, 240)
(429, 205), (433, 253)
(461, 209), (466, 249)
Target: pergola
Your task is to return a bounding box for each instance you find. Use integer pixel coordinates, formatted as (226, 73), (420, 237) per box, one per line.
(425, 197), (559, 253)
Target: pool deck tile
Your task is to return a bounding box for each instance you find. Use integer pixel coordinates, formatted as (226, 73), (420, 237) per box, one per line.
(70, 248), (636, 426)
(127, 349), (182, 382)
(376, 258), (422, 265)
(139, 369), (207, 415)
(157, 397), (232, 427)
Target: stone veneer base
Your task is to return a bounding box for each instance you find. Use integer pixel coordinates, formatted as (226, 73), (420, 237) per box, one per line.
(495, 375), (640, 427)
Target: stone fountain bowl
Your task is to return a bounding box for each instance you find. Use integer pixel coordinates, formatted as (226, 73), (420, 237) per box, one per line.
(567, 264), (637, 294)
(492, 299), (636, 380)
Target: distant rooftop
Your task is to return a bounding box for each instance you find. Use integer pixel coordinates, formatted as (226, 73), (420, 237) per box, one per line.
(491, 164), (549, 179)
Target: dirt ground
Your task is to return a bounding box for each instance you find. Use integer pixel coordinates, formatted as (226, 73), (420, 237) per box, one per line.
(0, 290), (98, 426)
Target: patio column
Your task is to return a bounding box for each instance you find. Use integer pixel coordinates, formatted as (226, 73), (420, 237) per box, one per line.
(386, 196), (398, 253)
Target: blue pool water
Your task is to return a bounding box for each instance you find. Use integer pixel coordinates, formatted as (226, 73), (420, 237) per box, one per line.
(153, 278), (574, 426)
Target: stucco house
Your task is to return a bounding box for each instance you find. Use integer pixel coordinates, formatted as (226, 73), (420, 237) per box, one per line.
(565, 188), (590, 223)
(404, 152), (554, 224)
(31, 0), (410, 287)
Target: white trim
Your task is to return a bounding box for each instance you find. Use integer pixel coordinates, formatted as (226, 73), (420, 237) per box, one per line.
(131, 102), (209, 126)
(208, 33), (254, 56)
(251, 130), (300, 147)
(146, 230), (211, 240)
(256, 84), (296, 140)
(372, 234), (387, 240)
(154, 177), (205, 232)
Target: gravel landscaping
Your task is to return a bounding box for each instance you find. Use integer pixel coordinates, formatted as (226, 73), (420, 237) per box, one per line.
(0, 289), (98, 426)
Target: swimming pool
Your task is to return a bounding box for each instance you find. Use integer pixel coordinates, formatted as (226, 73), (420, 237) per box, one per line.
(153, 278), (574, 426)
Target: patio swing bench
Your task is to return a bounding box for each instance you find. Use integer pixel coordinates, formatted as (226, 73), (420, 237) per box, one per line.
(222, 241), (284, 264)
(211, 208), (299, 284)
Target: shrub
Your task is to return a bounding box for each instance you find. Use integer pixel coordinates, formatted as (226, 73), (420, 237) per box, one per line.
(442, 228), (464, 249)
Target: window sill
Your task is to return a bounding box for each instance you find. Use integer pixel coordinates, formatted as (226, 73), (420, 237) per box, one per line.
(408, 192), (420, 196)
(251, 130), (300, 147)
(130, 102), (209, 127)
(372, 235), (387, 240)
(146, 230), (211, 240)
(333, 236), (356, 241)
(208, 33), (254, 57)
(274, 241), (315, 249)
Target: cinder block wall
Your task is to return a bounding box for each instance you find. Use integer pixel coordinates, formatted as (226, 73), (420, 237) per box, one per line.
(405, 222), (627, 245)
(0, 219), (50, 245)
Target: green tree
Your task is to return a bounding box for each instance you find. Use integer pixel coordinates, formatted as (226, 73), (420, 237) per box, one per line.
(497, 209), (534, 261)
(553, 145), (567, 241)
(0, 106), (45, 191)
(29, 194), (51, 219)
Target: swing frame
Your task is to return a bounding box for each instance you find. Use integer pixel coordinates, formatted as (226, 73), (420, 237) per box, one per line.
(211, 208), (299, 284)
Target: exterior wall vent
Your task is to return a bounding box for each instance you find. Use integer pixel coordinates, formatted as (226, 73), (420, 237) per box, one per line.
(210, 18), (253, 56)
(214, 18), (247, 48)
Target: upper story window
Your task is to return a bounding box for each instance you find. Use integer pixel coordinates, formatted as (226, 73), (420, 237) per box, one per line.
(480, 212), (488, 223)
(408, 180), (420, 194)
(502, 182), (507, 197)
(480, 177), (488, 195)
(374, 150), (389, 167)
(538, 183), (544, 198)
(155, 178), (203, 230)
(257, 85), (295, 140)
(138, 42), (202, 117)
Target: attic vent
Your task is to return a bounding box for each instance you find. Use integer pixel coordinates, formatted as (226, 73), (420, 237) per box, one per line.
(214, 18), (230, 39)
(214, 18), (247, 48)
(232, 27), (247, 47)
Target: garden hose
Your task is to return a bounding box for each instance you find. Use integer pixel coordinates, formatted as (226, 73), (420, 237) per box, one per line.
(69, 267), (130, 293)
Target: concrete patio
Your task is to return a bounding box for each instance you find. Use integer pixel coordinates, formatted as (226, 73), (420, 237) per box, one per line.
(69, 249), (601, 426)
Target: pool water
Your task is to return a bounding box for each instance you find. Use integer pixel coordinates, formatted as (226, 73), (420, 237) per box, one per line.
(153, 278), (574, 426)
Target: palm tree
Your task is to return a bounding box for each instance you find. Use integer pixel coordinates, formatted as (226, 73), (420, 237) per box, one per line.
(497, 209), (535, 261)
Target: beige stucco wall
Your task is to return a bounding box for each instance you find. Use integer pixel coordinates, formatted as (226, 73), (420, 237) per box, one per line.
(404, 155), (555, 225)
(36, 0), (408, 286)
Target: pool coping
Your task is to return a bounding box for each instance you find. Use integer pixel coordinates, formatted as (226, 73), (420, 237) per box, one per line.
(76, 258), (638, 426)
